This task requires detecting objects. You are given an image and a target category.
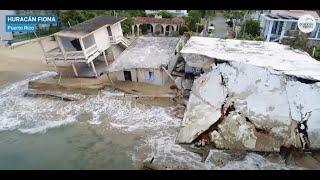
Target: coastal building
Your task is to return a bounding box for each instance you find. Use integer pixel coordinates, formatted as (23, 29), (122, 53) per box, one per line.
(107, 36), (180, 86)
(132, 16), (184, 36)
(145, 10), (188, 17)
(39, 15), (131, 78)
(260, 10), (320, 45)
(0, 10), (16, 45)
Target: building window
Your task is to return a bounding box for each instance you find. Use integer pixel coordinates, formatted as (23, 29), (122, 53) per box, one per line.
(145, 71), (155, 81)
(60, 36), (82, 51)
(83, 34), (95, 49)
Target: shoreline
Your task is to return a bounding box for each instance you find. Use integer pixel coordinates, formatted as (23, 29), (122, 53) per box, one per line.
(0, 41), (50, 86)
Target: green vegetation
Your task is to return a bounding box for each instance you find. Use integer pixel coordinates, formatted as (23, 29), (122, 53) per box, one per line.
(179, 25), (190, 35)
(239, 19), (260, 37)
(237, 19), (262, 40)
(282, 33), (309, 51)
(58, 10), (112, 26)
(314, 45), (320, 60)
(171, 31), (180, 37)
(156, 10), (174, 18)
(238, 33), (263, 41)
(183, 11), (202, 31)
(183, 10), (215, 33)
(140, 24), (148, 35)
(282, 33), (320, 61)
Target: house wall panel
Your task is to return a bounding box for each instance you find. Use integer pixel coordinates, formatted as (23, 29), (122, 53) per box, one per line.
(94, 27), (110, 51)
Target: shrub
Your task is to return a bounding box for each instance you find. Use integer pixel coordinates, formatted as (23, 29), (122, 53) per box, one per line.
(157, 10), (174, 18)
(171, 31), (180, 37)
(141, 24), (148, 35)
(281, 33), (309, 51)
(179, 25), (190, 35)
(239, 33), (263, 41)
(239, 19), (260, 37)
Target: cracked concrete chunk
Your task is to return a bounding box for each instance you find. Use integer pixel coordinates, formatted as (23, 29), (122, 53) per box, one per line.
(213, 112), (257, 150)
(175, 94), (222, 143)
(286, 80), (320, 149)
(176, 60), (320, 151)
(176, 70), (227, 144)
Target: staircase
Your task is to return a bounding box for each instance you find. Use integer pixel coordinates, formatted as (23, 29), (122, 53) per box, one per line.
(119, 37), (131, 48)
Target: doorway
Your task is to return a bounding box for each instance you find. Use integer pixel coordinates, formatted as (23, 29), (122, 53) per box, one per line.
(124, 71), (132, 81)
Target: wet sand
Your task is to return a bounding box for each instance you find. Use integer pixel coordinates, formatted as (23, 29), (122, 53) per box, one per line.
(0, 42), (50, 85)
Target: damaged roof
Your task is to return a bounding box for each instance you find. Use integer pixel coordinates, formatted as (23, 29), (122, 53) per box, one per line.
(55, 16), (126, 38)
(181, 37), (320, 81)
(107, 36), (180, 72)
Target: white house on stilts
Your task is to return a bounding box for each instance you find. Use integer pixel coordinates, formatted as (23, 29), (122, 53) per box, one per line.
(39, 15), (131, 78)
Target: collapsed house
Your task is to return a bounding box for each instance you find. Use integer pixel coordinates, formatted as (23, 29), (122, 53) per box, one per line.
(107, 36), (180, 86)
(39, 15), (131, 78)
(176, 37), (320, 152)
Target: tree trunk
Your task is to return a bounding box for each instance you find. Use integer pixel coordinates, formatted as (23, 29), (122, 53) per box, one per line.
(204, 16), (209, 37)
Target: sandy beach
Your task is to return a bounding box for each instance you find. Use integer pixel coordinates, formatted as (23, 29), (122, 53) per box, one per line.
(0, 41), (50, 85)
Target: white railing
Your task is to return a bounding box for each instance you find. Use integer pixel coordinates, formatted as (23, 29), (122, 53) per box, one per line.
(85, 44), (98, 56)
(65, 51), (86, 59)
(45, 50), (85, 61)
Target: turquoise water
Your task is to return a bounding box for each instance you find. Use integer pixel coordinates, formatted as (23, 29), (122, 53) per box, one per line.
(0, 71), (301, 170)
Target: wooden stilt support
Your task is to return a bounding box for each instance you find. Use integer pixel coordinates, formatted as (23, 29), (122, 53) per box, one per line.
(91, 61), (98, 78)
(103, 51), (108, 66)
(106, 72), (115, 89)
(53, 62), (58, 72)
(72, 63), (78, 77)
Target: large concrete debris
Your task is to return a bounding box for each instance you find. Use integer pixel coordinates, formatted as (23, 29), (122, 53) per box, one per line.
(176, 61), (320, 152)
(180, 37), (320, 81)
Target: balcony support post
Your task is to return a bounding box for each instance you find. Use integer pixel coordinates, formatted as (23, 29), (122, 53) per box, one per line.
(72, 63), (78, 77)
(279, 21), (287, 43)
(91, 61), (98, 78)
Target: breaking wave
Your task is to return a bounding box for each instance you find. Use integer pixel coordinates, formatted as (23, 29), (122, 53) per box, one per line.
(0, 71), (302, 169)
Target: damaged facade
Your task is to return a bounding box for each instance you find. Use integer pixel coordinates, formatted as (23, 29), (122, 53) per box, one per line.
(38, 15), (131, 78)
(107, 36), (180, 86)
(176, 37), (320, 152)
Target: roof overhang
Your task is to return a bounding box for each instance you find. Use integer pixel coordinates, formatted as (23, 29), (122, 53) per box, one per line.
(54, 17), (127, 39)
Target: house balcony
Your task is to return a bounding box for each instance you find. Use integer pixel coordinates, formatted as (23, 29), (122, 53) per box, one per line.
(45, 44), (100, 63)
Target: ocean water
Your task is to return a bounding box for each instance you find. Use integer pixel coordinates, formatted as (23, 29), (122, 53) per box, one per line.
(0, 71), (301, 170)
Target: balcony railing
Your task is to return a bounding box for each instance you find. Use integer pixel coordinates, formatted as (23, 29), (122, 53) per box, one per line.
(85, 44), (98, 56)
